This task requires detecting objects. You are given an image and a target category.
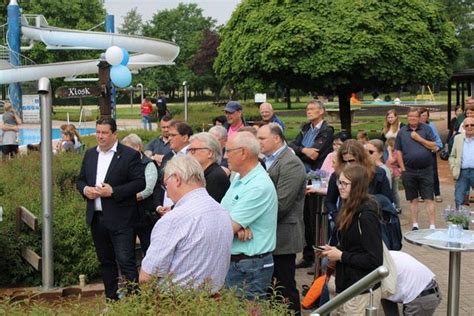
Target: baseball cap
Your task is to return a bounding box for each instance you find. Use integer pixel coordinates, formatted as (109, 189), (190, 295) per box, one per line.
(224, 101), (242, 113)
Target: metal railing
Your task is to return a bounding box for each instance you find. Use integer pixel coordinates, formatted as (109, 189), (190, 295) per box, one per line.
(0, 45), (36, 65)
(311, 266), (389, 316)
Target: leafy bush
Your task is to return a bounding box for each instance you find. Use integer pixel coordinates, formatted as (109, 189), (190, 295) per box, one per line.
(0, 279), (289, 315)
(0, 152), (99, 286)
(0, 129), (179, 287)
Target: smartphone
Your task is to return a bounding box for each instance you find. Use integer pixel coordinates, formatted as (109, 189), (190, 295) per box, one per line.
(313, 245), (325, 252)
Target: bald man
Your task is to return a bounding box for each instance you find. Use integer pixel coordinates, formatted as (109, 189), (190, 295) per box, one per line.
(259, 102), (285, 130)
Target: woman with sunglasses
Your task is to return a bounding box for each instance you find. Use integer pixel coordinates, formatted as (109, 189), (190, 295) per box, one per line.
(365, 139), (392, 188)
(325, 139), (393, 219)
(319, 164), (383, 314)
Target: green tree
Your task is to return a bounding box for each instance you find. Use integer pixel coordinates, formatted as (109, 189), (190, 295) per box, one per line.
(138, 3), (216, 97)
(215, 0), (460, 133)
(438, 0), (474, 70)
(118, 7), (143, 35)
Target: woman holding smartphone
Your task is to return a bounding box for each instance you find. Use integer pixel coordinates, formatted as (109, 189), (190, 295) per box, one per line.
(319, 164), (383, 315)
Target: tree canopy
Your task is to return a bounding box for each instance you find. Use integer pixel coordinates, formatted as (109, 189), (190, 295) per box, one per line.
(215, 0), (460, 132)
(136, 3), (217, 97)
(118, 7), (143, 35)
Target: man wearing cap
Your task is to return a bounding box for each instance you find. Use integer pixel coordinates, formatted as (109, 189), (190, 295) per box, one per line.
(224, 101), (248, 139)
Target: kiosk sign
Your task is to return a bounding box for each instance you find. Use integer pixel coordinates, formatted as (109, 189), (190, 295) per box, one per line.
(56, 86), (101, 98)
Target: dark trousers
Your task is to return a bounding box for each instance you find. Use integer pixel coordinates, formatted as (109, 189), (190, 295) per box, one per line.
(134, 223), (154, 256)
(272, 254), (301, 315)
(91, 212), (138, 300)
(303, 195), (317, 262)
(432, 153), (440, 196)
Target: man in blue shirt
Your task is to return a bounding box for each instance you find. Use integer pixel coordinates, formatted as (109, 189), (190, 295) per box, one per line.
(395, 108), (437, 230)
(221, 131), (278, 300)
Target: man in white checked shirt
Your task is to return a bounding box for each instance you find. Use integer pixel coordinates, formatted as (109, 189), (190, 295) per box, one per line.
(139, 155), (233, 293)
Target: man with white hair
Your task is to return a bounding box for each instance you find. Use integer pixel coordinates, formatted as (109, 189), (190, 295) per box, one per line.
(209, 125), (230, 171)
(187, 132), (230, 202)
(139, 155), (233, 293)
(259, 102), (285, 130)
(221, 131), (278, 300)
(449, 116), (474, 208)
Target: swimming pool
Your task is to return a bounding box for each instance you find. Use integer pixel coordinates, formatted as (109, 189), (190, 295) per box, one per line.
(18, 128), (96, 146)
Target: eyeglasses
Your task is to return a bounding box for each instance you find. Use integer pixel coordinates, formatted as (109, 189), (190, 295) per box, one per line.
(464, 124), (474, 128)
(186, 147), (209, 154)
(336, 179), (351, 188)
(343, 158), (356, 164)
(161, 174), (175, 190)
(226, 147), (243, 153)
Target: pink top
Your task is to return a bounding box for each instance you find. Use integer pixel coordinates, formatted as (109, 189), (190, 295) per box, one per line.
(227, 122), (244, 139)
(320, 151), (336, 178)
(385, 149), (401, 177)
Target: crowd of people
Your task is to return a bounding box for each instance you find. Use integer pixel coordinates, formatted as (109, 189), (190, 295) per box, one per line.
(72, 95), (474, 315)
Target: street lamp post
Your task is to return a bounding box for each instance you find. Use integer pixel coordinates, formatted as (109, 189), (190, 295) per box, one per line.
(183, 81), (188, 122)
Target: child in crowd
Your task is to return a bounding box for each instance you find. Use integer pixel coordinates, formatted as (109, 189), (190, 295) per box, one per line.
(356, 131), (369, 145)
(60, 131), (76, 152)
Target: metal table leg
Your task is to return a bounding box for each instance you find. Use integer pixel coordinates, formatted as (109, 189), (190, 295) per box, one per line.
(314, 195), (322, 277)
(447, 251), (461, 316)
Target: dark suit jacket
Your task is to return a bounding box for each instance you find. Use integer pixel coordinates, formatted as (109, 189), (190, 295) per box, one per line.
(76, 142), (145, 230)
(267, 147), (306, 255)
(289, 120), (334, 170)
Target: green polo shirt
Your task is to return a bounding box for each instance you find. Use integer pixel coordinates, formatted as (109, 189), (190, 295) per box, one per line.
(221, 164), (278, 256)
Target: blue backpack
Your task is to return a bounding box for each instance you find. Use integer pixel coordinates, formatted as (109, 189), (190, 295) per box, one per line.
(372, 194), (403, 250)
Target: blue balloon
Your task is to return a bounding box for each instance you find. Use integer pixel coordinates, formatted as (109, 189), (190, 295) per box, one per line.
(120, 48), (129, 65)
(110, 65), (132, 88)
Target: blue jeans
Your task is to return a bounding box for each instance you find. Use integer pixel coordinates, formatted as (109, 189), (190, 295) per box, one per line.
(142, 115), (152, 130)
(455, 168), (474, 208)
(225, 253), (274, 300)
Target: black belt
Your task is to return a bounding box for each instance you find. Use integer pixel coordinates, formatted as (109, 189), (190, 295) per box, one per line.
(230, 252), (271, 262)
(418, 280), (439, 298)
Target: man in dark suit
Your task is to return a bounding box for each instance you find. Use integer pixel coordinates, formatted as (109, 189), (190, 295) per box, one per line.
(289, 99), (334, 269)
(257, 123), (306, 314)
(76, 118), (145, 300)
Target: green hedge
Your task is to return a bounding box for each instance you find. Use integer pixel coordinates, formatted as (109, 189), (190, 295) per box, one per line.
(0, 130), (159, 287)
(0, 280), (289, 314)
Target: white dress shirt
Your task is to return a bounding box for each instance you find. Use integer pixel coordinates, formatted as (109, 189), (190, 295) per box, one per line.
(94, 141), (118, 211)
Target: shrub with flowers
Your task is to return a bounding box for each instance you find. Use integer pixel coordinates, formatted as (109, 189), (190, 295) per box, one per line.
(307, 169), (327, 181)
(442, 207), (470, 227)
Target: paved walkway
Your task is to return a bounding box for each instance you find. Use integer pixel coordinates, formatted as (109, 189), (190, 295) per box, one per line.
(297, 158), (474, 315)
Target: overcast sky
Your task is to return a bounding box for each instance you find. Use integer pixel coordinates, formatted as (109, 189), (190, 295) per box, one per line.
(103, 0), (241, 29)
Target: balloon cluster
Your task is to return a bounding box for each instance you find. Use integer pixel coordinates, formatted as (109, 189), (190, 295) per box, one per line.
(105, 46), (131, 88)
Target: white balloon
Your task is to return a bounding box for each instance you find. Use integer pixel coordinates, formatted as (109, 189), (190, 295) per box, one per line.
(105, 46), (124, 66)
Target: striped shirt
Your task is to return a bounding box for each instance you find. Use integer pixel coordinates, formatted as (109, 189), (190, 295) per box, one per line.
(141, 187), (233, 293)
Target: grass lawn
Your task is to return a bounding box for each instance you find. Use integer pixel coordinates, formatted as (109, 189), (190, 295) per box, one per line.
(52, 88), (451, 141)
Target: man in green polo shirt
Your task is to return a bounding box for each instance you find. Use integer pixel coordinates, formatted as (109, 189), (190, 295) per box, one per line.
(221, 131), (278, 300)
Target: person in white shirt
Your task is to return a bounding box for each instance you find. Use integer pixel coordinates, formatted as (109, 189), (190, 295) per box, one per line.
(382, 251), (441, 316)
